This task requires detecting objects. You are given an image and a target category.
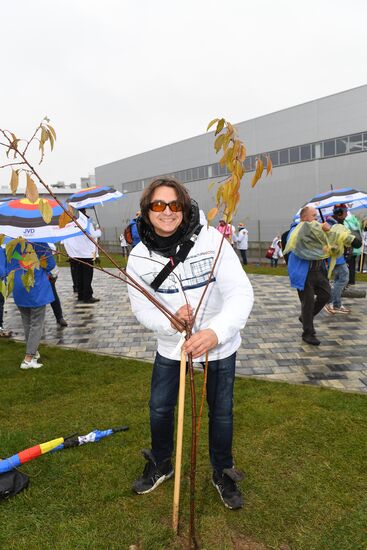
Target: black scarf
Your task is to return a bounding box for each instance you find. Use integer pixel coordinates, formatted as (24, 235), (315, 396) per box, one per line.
(137, 200), (201, 258)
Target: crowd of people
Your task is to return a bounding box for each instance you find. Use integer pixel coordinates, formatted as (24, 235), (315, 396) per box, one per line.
(1, 177), (366, 511)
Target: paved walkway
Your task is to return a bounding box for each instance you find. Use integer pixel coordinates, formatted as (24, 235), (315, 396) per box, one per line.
(3, 268), (367, 394)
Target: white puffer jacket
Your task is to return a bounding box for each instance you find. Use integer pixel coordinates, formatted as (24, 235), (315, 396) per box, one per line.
(127, 225), (254, 361)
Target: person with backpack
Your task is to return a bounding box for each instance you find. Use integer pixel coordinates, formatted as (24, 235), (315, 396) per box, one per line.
(269, 238), (283, 268)
(124, 211), (142, 248)
(127, 177), (254, 510)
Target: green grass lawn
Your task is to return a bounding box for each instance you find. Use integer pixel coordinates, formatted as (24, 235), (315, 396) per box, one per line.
(0, 341), (366, 549)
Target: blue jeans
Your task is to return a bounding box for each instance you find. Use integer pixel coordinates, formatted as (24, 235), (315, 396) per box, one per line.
(331, 262), (349, 308)
(150, 351), (236, 473)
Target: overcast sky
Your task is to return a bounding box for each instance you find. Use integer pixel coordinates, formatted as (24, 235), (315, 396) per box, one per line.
(1, 0), (366, 189)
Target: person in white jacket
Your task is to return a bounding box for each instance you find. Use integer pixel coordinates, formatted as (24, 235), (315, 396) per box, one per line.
(236, 223), (248, 265)
(127, 177), (254, 510)
(63, 211), (102, 303)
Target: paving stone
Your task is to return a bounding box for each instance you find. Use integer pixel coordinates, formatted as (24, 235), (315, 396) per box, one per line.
(4, 269), (367, 394)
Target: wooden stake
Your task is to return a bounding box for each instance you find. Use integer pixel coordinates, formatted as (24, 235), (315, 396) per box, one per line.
(172, 348), (186, 534)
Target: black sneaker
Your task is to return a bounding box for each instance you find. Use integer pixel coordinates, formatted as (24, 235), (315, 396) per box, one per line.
(298, 316), (316, 336)
(132, 449), (173, 494)
(212, 468), (245, 510)
(302, 334), (320, 346)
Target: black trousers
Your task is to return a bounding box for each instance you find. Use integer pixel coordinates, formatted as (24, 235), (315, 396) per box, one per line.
(69, 258), (79, 292)
(297, 266), (331, 336)
(49, 279), (63, 321)
(239, 249), (247, 265)
(347, 255), (356, 285)
(75, 258), (94, 301)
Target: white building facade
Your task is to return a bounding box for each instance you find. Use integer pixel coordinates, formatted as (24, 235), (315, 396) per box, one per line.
(95, 85), (367, 244)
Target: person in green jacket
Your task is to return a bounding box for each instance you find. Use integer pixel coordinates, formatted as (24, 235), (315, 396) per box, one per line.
(344, 213), (362, 285)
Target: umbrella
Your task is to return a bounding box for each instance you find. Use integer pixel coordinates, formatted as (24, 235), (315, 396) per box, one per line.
(0, 196), (14, 207)
(0, 197), (91, 243)
(0, 426), (128, 474)
(67, 186), (125, 209)
(294, 187), (367, 222)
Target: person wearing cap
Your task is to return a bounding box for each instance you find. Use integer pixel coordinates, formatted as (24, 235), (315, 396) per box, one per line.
(324, 204), (362, 314)
(236, 223), (248, 265)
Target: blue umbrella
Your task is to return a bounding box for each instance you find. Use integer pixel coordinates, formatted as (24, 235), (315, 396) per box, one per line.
(294, 187), (367, 222)
(0, 426), (128, 474)
(67, 186), (125, 209)
(0, 197), (91, 243)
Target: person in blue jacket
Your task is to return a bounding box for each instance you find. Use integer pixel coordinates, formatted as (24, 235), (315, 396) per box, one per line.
(2, 242), (59, 369)
(287, 206), (331, 346)
(130, 211), (141, 247)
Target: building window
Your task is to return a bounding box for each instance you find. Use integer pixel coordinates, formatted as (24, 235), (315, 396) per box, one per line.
(349, 133), (363, 153)
(290, 147), (300, 163)
(269, 151), (279, 167)
(198, 166), (208, 179)
(312, 143), (322, 159)
(211, 163), (219, 177)
(244, 156), (253, 171)
(323, 139), (336, 157)
(300, 144), (311, 161)
(279, 149), (289, 165)
(336, 137), (348, 155)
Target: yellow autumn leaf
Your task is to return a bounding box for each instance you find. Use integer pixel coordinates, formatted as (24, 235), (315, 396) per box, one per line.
(266, 156), (273, 176)
(39, 255), (48, 269)
(207, 118), (219, 131)
(26, 174), (39, 203)
(6, 270), (15, 298)
(216, 185), (223, 205)
(207, 207), (218, 222)
(46, 124), (57, 140)
(58, 209), (72, 228)
(38, 198), (53, 224)
(39, 127), (48, 150)
(226, 122), (234, 136)
(251, 173), (260, 188)
(0, 280), (6, 299)
(10, 169), (19, 194)
(215, 118), (225, 136)
(46, 128), (55, 151)
(214, 134), (225, 153)
(239, 144), (246, 162)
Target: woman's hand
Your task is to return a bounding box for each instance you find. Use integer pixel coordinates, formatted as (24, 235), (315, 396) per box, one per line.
(183, 329), (218, 359)
(171, 304), (193, 331)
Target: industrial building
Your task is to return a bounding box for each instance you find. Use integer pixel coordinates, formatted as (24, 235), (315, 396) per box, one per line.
(95, 85), (367, 249)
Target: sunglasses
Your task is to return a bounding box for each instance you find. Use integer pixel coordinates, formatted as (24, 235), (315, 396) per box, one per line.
(149, 200), (183, 213)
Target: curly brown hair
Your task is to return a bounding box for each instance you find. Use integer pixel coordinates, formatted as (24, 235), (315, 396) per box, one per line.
(140, 177), (192, 225)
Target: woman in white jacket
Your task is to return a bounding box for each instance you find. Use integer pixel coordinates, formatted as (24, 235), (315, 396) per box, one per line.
(127, 177), (254, 509)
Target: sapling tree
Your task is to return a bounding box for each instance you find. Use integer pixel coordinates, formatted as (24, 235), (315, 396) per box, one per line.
(0, 117), (269, 549)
